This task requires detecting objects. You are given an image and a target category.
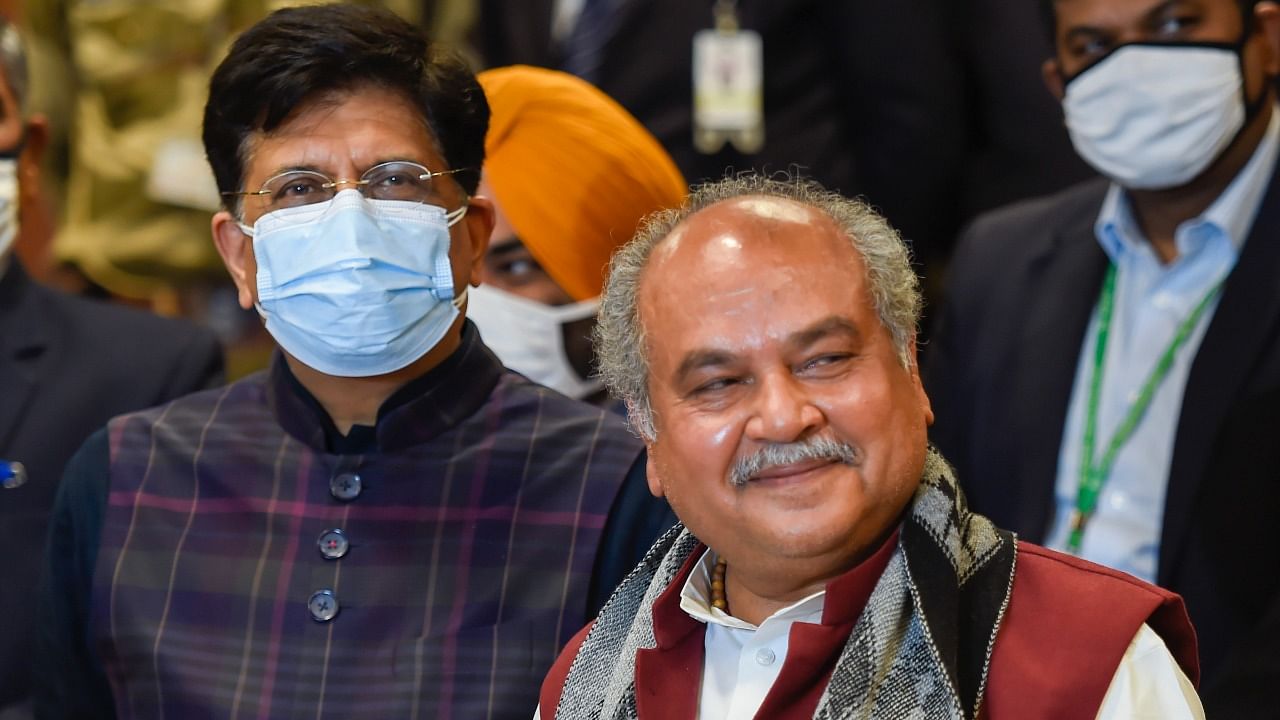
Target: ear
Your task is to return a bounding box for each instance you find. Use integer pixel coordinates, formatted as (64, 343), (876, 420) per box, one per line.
(460, 194), (495, 287)
(1042, 58), (1066, 101)
(14, 115), (52, 277)
(1257, 2), (1280, 77)
(17, 114), (48, 209)
(906, 339), (935, 427)
(211, 210), (256, 309)
(644, 446), (666, 498)
(19, 113), (48, 171)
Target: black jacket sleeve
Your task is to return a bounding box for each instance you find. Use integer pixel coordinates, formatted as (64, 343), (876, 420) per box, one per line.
(34, 429), (116, 720)
(585, 451), (677, 619)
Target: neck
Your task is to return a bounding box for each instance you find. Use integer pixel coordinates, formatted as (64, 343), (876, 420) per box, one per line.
(285, 321), (463, 435)
(1128, 102), (1273, 265)
(721, 525), (895, 626)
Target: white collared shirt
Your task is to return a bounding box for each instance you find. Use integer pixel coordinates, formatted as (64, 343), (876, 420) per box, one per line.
(679, 549), (1201, 720)
(532, 544), (1203, 720)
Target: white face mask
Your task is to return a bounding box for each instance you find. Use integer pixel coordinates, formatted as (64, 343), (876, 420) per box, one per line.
(241, 189), (469, 378)
(0, 158), (18, 261)
(466, 283), (603, 399)
(1063, 43), (1248, 190)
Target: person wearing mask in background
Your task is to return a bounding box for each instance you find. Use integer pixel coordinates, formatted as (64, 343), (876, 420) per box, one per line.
(0, 17), (224, 719)
(467, 65), (686, 404)
(35, 6), (670, 718)
(927, 0), (1280, 714)
(540, 175), (1202, 719)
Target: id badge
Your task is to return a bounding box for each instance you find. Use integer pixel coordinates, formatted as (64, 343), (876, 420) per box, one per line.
(692, 26), (764, 154)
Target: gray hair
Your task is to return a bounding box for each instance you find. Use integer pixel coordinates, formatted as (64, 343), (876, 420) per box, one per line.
(0, 16), (27, 115)
(595, 174), (922, 441)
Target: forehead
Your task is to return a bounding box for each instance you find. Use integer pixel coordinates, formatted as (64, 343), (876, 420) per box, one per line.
(243, 86), (444, 183)
(1054, 0), (1236, 28)
(638, 197), (876, 354)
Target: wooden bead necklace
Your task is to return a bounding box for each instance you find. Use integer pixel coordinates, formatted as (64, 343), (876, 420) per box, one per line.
(711, 557), (728, 611)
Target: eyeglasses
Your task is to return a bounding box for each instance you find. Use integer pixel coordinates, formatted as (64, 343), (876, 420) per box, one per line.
(223, 161), (471, 214)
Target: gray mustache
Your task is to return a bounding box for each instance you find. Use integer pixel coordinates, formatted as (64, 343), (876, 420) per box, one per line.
(729, 437), (859, 487)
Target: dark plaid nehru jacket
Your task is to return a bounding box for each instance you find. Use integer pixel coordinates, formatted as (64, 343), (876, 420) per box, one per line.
(61, 325), (647, 719)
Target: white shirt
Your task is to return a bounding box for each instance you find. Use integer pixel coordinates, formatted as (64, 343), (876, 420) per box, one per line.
(1047, 106), (1280, 581)
(533, 548), (1204, 720)
(679, 549), (1202, 720)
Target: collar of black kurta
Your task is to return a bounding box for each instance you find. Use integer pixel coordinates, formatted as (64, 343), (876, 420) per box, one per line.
(266, 320), (504, 455)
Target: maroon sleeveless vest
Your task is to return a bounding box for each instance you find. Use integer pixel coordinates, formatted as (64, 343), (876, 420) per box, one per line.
(541, 540), (1198, 719)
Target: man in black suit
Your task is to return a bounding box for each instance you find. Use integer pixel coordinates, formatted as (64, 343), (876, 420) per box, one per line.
(478, 0), (965, 273)
(926, 0), (1280, 715)
(0, 17), (223, 717)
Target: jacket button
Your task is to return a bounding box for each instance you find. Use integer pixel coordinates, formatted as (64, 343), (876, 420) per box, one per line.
(308, 589), (340, 622)
(330, 472), (362, 501)
(317, 529), (350, 560)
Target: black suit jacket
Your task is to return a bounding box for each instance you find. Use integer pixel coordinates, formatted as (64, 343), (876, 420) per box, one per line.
(0, 261), (223, 711)
(925, 167), (1280, 716)
(478, 0), (966, 265)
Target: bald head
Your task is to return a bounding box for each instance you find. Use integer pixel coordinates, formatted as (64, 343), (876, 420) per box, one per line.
(596, 175), (921, 440)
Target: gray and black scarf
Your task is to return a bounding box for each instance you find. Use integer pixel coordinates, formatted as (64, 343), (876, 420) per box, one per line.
(555, 449), (1018, 720)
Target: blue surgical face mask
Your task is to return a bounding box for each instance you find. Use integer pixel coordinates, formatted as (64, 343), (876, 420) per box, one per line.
(240, 189), (469, 377)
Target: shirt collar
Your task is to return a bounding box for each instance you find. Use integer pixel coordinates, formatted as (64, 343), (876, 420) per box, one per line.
(267, 319), (504, 454)
(678, 527), (900, 631)
(1095, 103), (1280, 264)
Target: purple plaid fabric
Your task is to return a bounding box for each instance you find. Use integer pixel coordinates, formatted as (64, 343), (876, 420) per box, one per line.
(91, 333), (641, 719)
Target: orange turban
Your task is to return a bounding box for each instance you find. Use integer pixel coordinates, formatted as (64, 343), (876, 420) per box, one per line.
(478, 65), (687, 301)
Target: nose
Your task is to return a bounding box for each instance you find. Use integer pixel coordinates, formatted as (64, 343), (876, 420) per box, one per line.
(743, 370), (825, 444)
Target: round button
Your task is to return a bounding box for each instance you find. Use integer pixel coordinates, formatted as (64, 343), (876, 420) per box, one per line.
(330, 472), (362, 502)
(755, 648), (776, 666)
(308, 589), (340, 622)
(317, 529), (350, 560)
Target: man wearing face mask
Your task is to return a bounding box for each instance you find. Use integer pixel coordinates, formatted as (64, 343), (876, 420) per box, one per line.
(926, 0), (1280, 714)
(0, 17), (225, 719)
(34, 6), (671, 718)
(467, 65), (686, 405)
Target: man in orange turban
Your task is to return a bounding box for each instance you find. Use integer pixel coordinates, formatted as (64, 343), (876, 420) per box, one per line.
(470, 65), (686, 402)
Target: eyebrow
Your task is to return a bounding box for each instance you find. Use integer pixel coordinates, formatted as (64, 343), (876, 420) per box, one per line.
(673, 349), (739, 388)
(670, 316), (861, 387)
(263, 157), (433, 180)
(487, 236), (527, 258)
(786, 316), (861, 351)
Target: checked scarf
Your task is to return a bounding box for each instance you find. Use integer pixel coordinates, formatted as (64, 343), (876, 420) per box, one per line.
(555, 448), (1018, 720)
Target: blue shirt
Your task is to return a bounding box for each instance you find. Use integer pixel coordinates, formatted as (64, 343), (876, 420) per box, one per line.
(1047, 107), (1280, 582)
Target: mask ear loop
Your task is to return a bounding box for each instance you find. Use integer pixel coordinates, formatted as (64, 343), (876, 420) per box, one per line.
(451, 285), (468, 310)
(445, 199), (469, 227)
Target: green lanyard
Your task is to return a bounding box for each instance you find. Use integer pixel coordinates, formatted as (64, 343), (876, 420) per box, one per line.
(1067, 264), (1224, 555)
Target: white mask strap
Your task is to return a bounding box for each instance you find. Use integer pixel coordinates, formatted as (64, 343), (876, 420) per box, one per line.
(451, 285), (469, 310)
(445, 202), (469, 227)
